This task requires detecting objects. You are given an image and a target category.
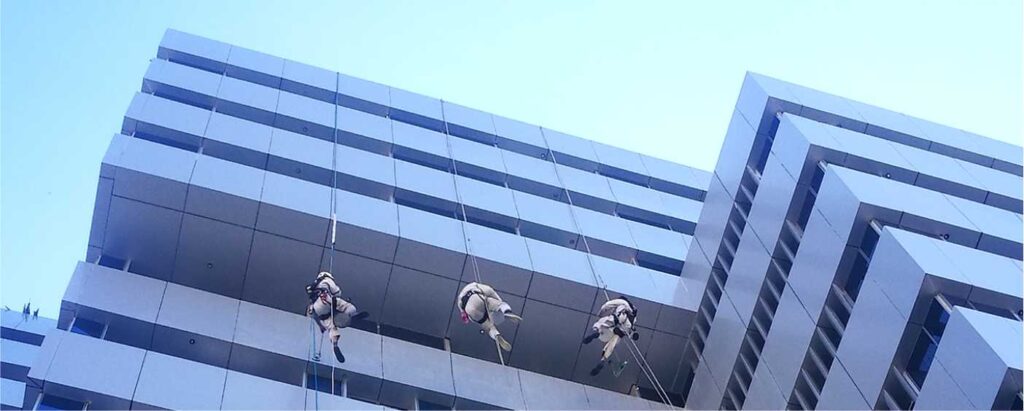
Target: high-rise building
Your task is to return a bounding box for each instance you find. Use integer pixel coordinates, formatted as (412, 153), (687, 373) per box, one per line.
(680, 75), (1023, 410)
(23, 29), (705, 410)
(18, 29), (1022, 410)
(2, 310), (55, 410)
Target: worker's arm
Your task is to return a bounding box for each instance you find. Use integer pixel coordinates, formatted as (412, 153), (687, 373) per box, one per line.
(456, 287), (470, 323)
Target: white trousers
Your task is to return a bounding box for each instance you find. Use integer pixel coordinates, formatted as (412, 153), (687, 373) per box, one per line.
(592, 315), (631, 360)
(310, 296), (356, 344)
(464, 294), (511, 340)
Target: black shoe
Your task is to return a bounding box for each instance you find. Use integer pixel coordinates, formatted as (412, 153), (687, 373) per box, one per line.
(590, 362), (605, 376)
(582, 332), (598, 344)
(333, 346), (345, 363)
(351, 311), (369, 321)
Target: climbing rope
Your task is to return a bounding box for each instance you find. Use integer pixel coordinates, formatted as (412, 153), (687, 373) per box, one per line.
(306, 316), (321, 411)
(439, 101), (485, 286)
(440, 101), (508, 364)
(540, 128), (674, 408)
(306, 73), (345, 411)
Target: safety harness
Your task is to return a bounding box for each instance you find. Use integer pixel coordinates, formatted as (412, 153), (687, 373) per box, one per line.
(459, 288), (490, 325)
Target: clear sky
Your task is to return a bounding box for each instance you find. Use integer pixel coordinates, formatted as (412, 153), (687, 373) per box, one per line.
(2, 1), (1020, 317)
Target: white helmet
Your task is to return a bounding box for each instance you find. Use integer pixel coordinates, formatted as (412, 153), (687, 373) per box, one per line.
(316, 271), (333, 281)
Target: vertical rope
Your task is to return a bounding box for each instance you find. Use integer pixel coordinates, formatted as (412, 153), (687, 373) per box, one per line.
(539, 128), (674, 408)
(440, 101), (503, 364)
(438, 101), (484, 285)
(328, 72), (341, 398)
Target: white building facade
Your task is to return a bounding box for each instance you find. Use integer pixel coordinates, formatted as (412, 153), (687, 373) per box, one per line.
(14, 30), (1023, 410)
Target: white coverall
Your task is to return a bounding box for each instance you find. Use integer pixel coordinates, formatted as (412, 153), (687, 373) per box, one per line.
(590, 298), (638, 362)
(456, 282), (521, 351)
(307, 274), (358, 348)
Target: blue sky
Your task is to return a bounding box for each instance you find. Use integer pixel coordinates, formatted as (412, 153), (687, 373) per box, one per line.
(2, 1), (1020, 317)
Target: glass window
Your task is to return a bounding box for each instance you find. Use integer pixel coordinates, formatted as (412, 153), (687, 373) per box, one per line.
(305, 372), (343, 395)
(70, 317), (105, 338)
(97, 254), (127, 270)
(36, 395), (85, 410)
(416, 399), (450, 410)
(860, 225), (881, 260)
(843, 253), (869, 301)
(906, 331), (938, 387)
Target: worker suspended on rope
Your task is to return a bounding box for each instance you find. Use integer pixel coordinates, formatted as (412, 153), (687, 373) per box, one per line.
(583, 296), (640, 376)
(306, 271), (368, 363)
(456, 282), (522, 352)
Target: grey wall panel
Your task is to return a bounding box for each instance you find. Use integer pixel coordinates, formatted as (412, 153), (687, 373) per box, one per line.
(743, 151), (797, 253)
(508, 299), (590, 379)
(591, 140), (650, 184)
(712, 110), (758, 200)
(685, 352), (725, 411)
(240, 232), (323, 313)
(493, 114), (547, 157)
(107, 134), (196, 210)
(155, 282), (240, 342)
(518, 368), (592, 410)
(63, 262), (166, 323)
(927, 308), (1022, 410)
(36, 331), (145, 402)
(758, 287), (817, 397)
(257, 173), (331, 245)
(744, 359), (788, 411)
(171, 213), (254, 299)
(460, 223), (533, 297)
(720, 227), (772, 326)
(393, 205), (467, 278)
(218, 76), (280, 123)
(159, 29), (230, 72)
(281, 59), (336, 97)
(451, 353), (526, 410)
(88, 178), (113, 248)
(133, 351), (228, 410)
(691, 293), (746, 395)
(782, 208), (847, 324)
(657, 191), (702, 230)
(337, 105), (392, 155)
(583, 384), (657, 410)
(226, 45), (284, 86)
(680, 175), (730, 283)
(380, 265), (460, 336)
(1, 339), (40, 372)
(828, 267), (912, 404)
(338, 73), (389, 108)
(335, 144), (396, 201)
(543, 128), (599, 171)
(334, 188), (400, 262)
(455, 175), (520, 227)
(221, 370), (307, 410)
(640, 154), (708, 194)
(625, 219), (689, 263)
(188, 154), (265, 227)
(913, 360), (975, 410)
(814, 361), (869, 410)
(381, 337), (455, 399)
(1, 378), (25, 409)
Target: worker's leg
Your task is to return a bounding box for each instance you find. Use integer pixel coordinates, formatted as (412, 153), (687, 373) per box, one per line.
(464, 295), (487, 323)
(329, 326), (345, 363)
(486, 325), (512, 351)
(601, 334), (620, 361)
(589, 326), (618, 376)
(336, 297), (369, 323)
(496, 302), (522, 323)
(583, 323), (601, 344)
